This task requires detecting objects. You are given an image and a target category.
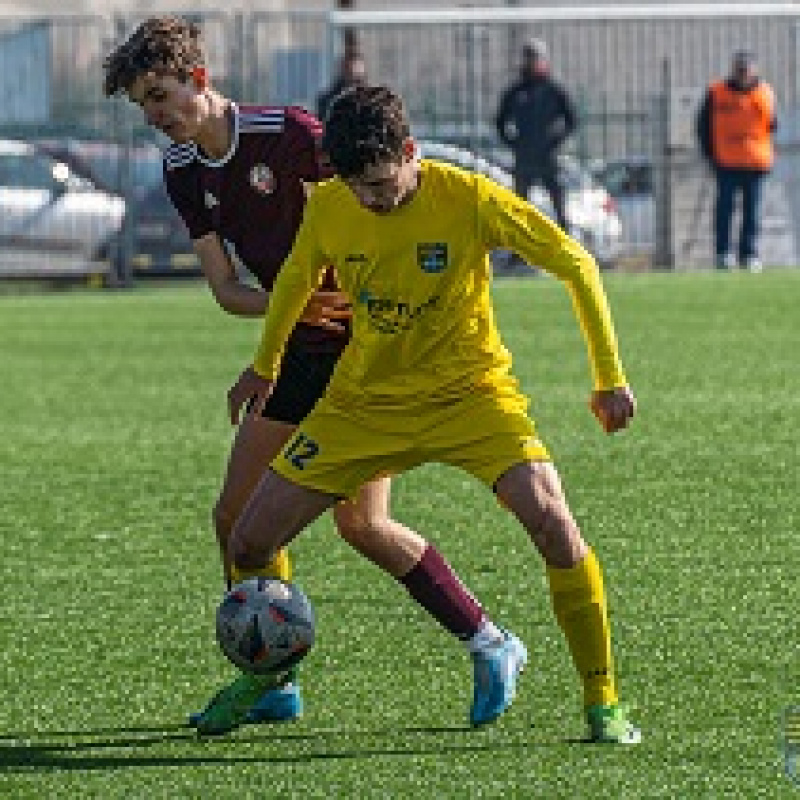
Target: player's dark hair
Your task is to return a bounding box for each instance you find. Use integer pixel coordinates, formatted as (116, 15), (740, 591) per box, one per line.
(103, 16), (204, 97)
(321, 85), (410, 178)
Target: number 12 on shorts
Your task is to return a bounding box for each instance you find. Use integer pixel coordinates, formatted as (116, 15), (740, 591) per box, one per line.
(284, 432), (320, 470)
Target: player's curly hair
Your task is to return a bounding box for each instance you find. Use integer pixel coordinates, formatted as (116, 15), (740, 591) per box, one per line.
(321, 85), (410, 178)
(103, 16), (204, 97)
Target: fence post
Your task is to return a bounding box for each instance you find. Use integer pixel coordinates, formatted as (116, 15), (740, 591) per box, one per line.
(655, 57), (674, 269)
(112, 13), (135, 288)
(574, 86), (592, 163)
(230, 12), (245, 102)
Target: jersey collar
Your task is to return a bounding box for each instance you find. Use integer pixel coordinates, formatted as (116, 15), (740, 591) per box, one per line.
(194, 102), (240, 168)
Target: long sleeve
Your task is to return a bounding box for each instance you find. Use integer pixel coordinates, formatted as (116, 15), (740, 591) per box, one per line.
(495, 87), (515, 146)
(556, 83), (578, 144)
(252, 202), (329, 379)
(478, 176), (626, 390)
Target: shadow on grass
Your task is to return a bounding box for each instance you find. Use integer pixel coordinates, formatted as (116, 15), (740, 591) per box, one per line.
(0, 722), (572, 772)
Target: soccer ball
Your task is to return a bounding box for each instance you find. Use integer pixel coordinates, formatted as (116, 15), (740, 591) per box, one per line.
(215, 578), (315, 676)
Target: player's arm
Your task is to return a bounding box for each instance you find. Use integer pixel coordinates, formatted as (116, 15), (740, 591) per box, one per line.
(166, 169), (346, 327)
(194, 233), (268, 317)
(252, 247), (328, 381)
(477, 176), (635, 431)
(194, 234), (348, 328)
(163, 166), (266, 317)
(228, 204), (328, 424)
(280, 107), (351, 330)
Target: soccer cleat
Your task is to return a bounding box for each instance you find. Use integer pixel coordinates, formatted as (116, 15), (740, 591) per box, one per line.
(586, 703), (641, 744)
(743, 256), (763, 273)
(190, 672), (285, 736)
(244, 682), (303, 723)
(469, 630), (528, 727)
(189, 681), (303, 729)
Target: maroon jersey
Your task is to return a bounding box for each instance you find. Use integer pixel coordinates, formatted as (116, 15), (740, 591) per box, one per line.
(163, 103), (345, 353)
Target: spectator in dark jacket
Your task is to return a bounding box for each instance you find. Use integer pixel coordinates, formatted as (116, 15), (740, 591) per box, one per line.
(495, 38), (577, 231)
(317, 53), (367, 123)
(696, 50), (776, 271)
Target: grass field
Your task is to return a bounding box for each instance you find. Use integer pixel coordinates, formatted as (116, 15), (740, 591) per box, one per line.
(1, 271), (798, 798)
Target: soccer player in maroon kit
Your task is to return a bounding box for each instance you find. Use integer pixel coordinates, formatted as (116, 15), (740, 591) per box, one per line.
(104, 17), (524, 736)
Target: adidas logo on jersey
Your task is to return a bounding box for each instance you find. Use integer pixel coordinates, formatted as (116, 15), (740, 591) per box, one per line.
(205, 191), (219, 209)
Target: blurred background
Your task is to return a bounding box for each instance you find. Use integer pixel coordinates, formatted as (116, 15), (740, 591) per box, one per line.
(1, 0), (799, 284)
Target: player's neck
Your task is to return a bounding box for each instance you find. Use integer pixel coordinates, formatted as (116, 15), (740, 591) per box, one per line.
(195, 93), (235, 161)
(396, 164), (421, 209)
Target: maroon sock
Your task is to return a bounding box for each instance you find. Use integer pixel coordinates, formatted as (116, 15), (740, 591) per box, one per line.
(399, 545), (484, 640)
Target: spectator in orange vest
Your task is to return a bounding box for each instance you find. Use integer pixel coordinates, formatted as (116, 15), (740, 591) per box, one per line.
(696, 50), (776, 271)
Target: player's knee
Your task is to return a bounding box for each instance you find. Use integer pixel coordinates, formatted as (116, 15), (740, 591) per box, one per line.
(498, 469), (582, 565)
(497, 470), (550, 531)
(333, 504), (383, 547)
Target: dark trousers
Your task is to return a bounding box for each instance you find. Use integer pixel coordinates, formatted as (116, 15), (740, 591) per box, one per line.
(714, 168), (766, 263)
(513, 159), (568, 231)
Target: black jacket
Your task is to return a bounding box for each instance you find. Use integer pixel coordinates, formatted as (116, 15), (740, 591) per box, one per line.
(495, 73), (577, 161)
(317, 78), (350, 123)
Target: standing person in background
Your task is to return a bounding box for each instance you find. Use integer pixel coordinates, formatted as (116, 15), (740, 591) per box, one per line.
(495, 37), (577, 232)
(104, 17), (518, 738)
(696, 50), (776, 272)
(317, 51), (367, 122)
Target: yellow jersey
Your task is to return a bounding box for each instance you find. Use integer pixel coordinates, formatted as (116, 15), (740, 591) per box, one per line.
(254, 159), (626, 409)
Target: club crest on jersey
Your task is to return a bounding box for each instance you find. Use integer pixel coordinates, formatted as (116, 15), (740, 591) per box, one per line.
(417, 243), (448, 273)
(250, 163), (276, 194)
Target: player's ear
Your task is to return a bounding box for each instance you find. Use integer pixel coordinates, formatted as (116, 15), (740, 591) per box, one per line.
(401, 136), (416, 161)
(191, 65), (209, 90)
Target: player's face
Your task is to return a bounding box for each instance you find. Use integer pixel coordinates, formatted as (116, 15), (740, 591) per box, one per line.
(127, 72), (206, 143)
(344, 139), (419, 214)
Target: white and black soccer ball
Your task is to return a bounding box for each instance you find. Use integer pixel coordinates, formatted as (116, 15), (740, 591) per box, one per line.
(216, 578), (315, 676)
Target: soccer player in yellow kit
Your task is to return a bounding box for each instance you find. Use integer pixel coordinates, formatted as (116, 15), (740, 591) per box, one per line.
(104, 19), (513, 736)
(227, 85), (641, 743)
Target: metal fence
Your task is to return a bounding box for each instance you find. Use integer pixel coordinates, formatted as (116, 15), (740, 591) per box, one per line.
(1, 5), (799, 281)
(329, 5), (800, 270)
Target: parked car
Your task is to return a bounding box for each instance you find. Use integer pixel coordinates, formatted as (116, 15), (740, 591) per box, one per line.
(38, 139), (196, 277)
(417, 140), (622, 270)
(0, 139), (125, 279)
(590, 156), (656, 262)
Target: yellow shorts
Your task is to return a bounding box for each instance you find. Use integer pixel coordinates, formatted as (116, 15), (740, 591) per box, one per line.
(271, 385), (551, 498)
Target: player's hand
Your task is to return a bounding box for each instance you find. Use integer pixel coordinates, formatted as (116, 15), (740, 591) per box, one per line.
(228, 366), (275, 425)
(299, 290), (352, 333)
(589, 386), (636, 433)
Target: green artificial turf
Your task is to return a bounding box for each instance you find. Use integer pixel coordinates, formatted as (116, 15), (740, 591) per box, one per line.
(0, 271), (797, 798)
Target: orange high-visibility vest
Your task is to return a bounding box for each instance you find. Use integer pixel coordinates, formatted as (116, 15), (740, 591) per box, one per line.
(710, 79), (774, 170)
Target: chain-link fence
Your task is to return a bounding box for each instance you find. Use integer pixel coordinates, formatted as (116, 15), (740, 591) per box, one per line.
(1, 6), (799, 281)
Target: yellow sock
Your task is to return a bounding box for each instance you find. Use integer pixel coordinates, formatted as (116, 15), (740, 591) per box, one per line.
(547, 548), (618, 708)
(230, 547), (292, 584)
